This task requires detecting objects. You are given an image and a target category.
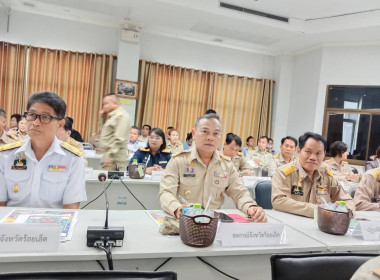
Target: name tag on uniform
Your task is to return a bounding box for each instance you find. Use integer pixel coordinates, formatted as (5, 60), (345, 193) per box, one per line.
(158, 161), (167, 164)
(184, 174), (196, 177)
(48, 165), (66, 172)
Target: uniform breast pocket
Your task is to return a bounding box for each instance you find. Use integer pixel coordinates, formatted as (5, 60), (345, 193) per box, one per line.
(40, 173), (68, 202)
(211, 177), (229, 199)
(6, 171), (31, 201)
(179, 177), (199, 200)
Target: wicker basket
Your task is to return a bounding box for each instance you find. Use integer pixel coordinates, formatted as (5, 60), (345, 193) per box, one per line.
(128, 164), (146, 179)
(179, 210), (219, 248)
(317, 206), (350, 235)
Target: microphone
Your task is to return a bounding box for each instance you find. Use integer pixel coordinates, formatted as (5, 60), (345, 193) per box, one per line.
(371, 197), (380, 203)
(98, 173), (109, 229)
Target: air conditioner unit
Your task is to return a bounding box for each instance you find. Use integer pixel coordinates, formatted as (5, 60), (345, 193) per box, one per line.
(121, 29), (139, 43)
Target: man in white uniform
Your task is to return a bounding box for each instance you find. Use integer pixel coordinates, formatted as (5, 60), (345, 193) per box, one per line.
(0, 91), (87, 209)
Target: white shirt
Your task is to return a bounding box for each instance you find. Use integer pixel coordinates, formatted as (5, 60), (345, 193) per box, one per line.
(127, 139), (146, 159)
(0, 137), (87, 208)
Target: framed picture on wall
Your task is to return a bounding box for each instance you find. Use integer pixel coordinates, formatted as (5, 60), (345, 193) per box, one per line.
(115, 79), (138, 99)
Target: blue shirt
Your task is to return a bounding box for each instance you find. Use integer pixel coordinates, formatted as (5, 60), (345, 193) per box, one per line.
(182, 141), (192, 151)
(130, 147), (172, 168)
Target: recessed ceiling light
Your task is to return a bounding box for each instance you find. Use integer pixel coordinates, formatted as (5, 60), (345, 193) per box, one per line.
(23, 2), (35, 8)
(213, 38), (224, 43)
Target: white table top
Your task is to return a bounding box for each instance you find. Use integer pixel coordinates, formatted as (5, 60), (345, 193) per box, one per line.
(266, 209), (380, 252)
(0, 208), (327, 264)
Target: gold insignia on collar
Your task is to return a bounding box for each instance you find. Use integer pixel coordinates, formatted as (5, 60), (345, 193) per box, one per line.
(281, 164), (296, 176)
(0, 141), (24, 152)
(61, 141), (83, 156)
(325, 166), (333, 177)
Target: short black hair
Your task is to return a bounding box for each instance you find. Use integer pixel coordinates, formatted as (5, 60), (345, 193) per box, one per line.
(0, 108), (6, 119)
(66, 117), (74, 124)
(186, 132), (193, 141)
(167, 126), (174, 130)
(281, 136), (298, 147)
(131, 125), (141, 135)
(27, 91), (66, 119)
(258, 136), (269, 143)
(246, 136), (254, 143)
(195, 113), (222, 128)
(143, 124), (151, 131)
(63, 117), (73, 132)
(376, 146), (380, 159)
(11, 114), (21, 123)
(225, 133), (242, 147)
(329, 141), (348, 157)
(205, 109), (216, 114)
(298, 132), (327, 151)
(149, 128), (166, 151)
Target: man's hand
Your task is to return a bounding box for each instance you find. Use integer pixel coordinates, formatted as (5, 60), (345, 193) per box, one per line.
(248, 206), (267, 223)
(346, 174), (361, 182)
(254, 159), (261, 165)
(103, 159), (113, 168)
(241, 172), (254, 177)
(146, 165), (164, 174)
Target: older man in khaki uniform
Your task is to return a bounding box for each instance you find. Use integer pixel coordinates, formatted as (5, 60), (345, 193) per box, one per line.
(246, 136), (276, 176)
(354, 168), (380, 211)
(158, 114), (266, 222)
(99, 93), (130, 170)
(272, 132), (354, 218)
(273, 136), (298, 168)
(0, 108), (18, 146)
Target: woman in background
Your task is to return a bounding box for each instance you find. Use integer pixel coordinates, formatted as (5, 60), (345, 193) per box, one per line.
(182, 132), (193, 150)
(166, 128), (183, 155)
(365, 146), (380, 171)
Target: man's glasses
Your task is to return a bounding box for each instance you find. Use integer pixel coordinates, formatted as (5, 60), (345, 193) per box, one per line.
(24, 112), (62, 124)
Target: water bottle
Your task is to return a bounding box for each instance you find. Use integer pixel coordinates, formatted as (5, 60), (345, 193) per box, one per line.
(132, 159), (138, 165)
(336, 201), (348, 212)
(188, 203), (202, 216)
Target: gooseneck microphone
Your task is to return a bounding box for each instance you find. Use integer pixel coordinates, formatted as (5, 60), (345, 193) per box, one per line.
(98, 173), (109, 229)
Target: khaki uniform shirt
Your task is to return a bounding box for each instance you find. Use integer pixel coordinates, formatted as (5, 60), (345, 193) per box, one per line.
(158, 147), (257, 216)
(273, 153), (298, 168)
(271, 159), (354, 218)
(324, 157), (353, 181)
(354, 168), (380, 211)
(351, 256), (380, 280)
(221, 151), (253, 175)
(0, 129), (18, 146)
(99, 106), (130, 170)
(245, 147), (276, 176)
(166, 141), (184, 155)
(14, 131), (29, 141)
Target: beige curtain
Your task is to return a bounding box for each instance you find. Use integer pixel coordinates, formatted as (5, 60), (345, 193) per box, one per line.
(137, 60), (274, 143)
(0, 41), (113, 141)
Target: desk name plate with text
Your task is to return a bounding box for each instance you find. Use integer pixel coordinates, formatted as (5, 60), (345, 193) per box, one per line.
(353, 221), (380, 241)
(151, 170), (165, 181)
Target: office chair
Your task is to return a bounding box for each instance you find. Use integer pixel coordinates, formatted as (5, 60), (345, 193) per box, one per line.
(261, 167), (269, 177)
(351, 166), (359, 174)
(255, 181), (273, 209)
(0, 270), (177, 280)
(271, 253), (378, 280)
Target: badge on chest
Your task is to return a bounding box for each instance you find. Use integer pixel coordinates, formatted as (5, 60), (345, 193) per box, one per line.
(291, 181), (303, 196)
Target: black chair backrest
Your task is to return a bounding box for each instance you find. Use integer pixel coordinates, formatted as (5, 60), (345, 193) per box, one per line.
(261, 167), (269, 177)
(0, 270), (177, 280)
(351, 166), (359, 174)
(271, 253), (378, 280)
(255, 181), (273, 209)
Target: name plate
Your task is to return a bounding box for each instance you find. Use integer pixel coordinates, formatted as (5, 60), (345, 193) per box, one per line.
(353, 221), (380, 241)
(217, 223), (286, 247)
(242, 176), (261, 187)
(0, 223), (61, 253)
(151, 170), (165, 181)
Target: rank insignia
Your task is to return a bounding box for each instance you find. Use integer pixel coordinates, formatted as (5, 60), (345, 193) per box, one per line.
(214, 171), (228, 178)
(12, 153), (27, 170)
(186, 167), (194, 173)
(48, 165), (66, 172)
(13, 184), (20, 193)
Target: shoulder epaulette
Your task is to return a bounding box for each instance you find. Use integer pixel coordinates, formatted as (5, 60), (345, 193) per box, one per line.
(172, 149), (190, 157)
(220, 153), (231, 161)
(294, 156), (298, 160)
(61, 141), (83, 156)
(273, 154), (279, 159)
(281, 164), (296, 176)
(161, 148), (171, 153)
(325, 158), (332, 163)
(137, 138), (145, 142)
(342, 161), (348, 164)
(7, 133), (18, 141)
(69, 138), (79, 147)
(0, 141), (24, 152)
(370, 169), (380, 180)
(140, 147), (150, 152)
(237, 152), (243, 157)
(325, 166), (333, 177)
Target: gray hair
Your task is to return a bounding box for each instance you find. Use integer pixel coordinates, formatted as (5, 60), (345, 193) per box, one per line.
(0, 108), (6, 119)
(194, 113), (222, 128)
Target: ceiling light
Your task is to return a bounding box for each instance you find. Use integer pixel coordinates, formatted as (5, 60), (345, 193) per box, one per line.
(23, 2), (35, 8)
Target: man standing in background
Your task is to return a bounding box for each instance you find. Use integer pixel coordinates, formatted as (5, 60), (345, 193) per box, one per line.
(99, 93), (130, 170)
(0, 109), (18, 146)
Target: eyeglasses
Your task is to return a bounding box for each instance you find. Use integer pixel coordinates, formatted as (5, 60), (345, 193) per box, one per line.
(149, 136), (161, 140)
(24, 112), (62, 124)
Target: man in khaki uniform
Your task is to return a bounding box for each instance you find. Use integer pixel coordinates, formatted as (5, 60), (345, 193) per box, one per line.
(158, 114), (266, 222)
(272, 132), (354, 218)
(354, 168), (380, 211)
(14, 115), (29, 141)
(221, 133), (253, 176)
(0, 108), (18, 146)
(245, 136), (276, 176)
(273, 136), (298, 168)
(324, 141), (361, 182)
(99, 93), (130, 170)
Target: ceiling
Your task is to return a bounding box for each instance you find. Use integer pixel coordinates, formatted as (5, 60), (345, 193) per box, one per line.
(2, 0), (380, 55)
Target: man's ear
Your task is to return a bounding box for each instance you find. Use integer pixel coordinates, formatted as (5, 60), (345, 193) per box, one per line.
(58, 119), (65, 129)
(296, 147), (301, 154)
(191, 128), (195, 141)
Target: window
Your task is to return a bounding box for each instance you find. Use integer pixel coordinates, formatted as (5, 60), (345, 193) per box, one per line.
(323, 86), (380, 164)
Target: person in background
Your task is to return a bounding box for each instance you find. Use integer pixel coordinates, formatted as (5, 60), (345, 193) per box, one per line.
(324, 141), (361, 182)
(0, 108), (18, 146)
(205, 109), (217, 115)
(8, 114), (21, 132)
(0, 91), (86, 208)
(88, 131), (102, 153)
(354, 167), (380, 211)
(165, 126), (174, 141)
(15, 115), (29, 141)
(99, 93), (130, 170)
(245, 136), (276, 176)
(267, 138), (275, 154)
(141, 124), (151, 145)
(182, 132), (193, 150)
(273, 136), (298, 168)
(166, 128), (183, 155)
(66, 117), (84, 143)
(127, 126), (145, 159)
(130, 128), (171, 174)
(241, 136), (255, 157)
(271, 132), (354, 218)
(158, 114), (267, 222)
(222, 133), (254, 176)
(365, 146), (380, 171)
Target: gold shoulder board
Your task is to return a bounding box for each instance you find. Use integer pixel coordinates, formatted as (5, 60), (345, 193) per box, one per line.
(220, 153), (231, 161)
(140, 147), (150, 152)
(325, 166), (333, 177)
(173, 149), (190, 157)
(0, 141), (24, 152)
(237, 152), (243, 157)
(137, 138), (145, 142)
(161, 148), (171, 153)
(273, 154), (279, 159)
(370, 169), (380, 180)
(342, 161), (348, 164)
(69, 138), (79, 147)
(8, 133), (18, 141)
(61, 141), (83, 156)
(325, 158), (332, 163)
(281, 164), (296, 176)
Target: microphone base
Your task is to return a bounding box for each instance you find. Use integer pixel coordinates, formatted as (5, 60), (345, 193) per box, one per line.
(86, 226), (125, 247)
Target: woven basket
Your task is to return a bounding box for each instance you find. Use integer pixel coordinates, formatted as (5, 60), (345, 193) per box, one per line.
(317, 206), (350, 235)
(179, 210), (219, 248)
(128, 164), (146, 179)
